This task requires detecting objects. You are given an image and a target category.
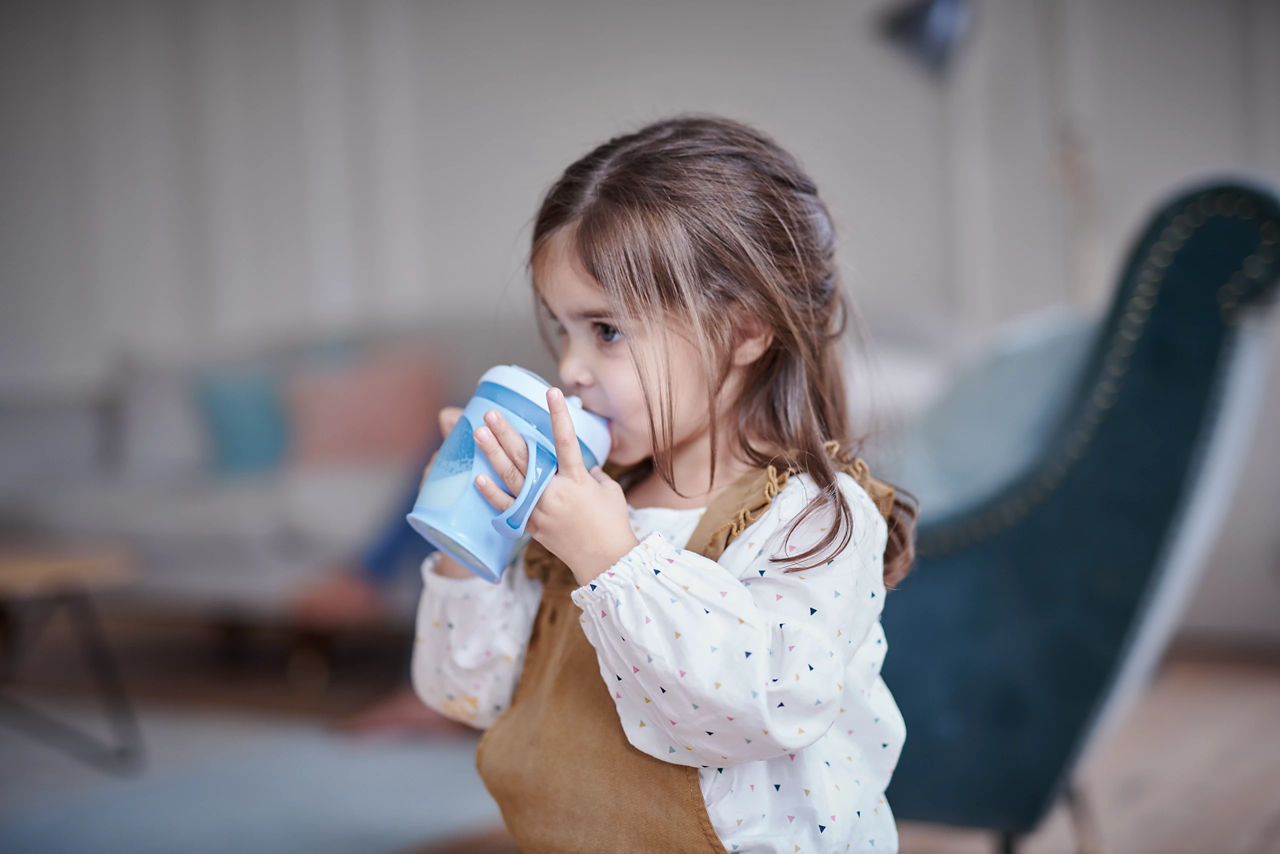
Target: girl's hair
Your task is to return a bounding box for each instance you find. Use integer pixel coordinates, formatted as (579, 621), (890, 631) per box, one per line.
(528, 114), (917, 587)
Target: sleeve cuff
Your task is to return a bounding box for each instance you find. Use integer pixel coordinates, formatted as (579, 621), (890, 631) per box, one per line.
(570, 531), (678, 607)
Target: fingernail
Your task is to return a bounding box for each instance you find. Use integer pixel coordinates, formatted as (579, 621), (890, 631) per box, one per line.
(484, 410), (498, 424)
(475, 426), (491, 441)
(475, 474), (488, 486)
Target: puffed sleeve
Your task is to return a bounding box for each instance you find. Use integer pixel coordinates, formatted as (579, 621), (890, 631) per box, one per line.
(410, 551), (543, 729)
(569, 473), (889, 767)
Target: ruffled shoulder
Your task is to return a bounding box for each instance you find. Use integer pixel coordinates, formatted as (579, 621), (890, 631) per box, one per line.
(689, 442), (895, 562)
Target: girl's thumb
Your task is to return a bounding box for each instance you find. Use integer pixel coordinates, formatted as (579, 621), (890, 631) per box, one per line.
(438, 406), (464, 438)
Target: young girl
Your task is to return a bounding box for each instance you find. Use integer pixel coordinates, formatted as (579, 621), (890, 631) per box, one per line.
(412, 115), (917, 853)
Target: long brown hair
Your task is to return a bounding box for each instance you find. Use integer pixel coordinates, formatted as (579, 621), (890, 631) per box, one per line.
(529, 114), (916, 587)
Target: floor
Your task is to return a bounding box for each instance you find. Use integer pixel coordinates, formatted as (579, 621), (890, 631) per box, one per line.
(898, 644), (1280, 854)
(3, 603), (1279, 853)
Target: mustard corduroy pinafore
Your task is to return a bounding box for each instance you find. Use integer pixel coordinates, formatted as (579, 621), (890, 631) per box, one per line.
(474, 451), (896, 853)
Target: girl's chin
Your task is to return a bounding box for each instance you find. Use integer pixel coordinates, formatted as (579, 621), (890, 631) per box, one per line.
(606, 441), (648, 467)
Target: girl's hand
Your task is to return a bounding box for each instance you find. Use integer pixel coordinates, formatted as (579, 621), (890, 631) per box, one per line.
(472, 388), (639, 586)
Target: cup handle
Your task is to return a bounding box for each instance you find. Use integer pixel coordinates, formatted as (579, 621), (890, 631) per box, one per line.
(492, 434), (556, 539)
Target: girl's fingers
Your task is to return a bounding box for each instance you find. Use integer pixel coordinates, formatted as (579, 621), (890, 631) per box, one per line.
(482, 410), (529, 473)
(475, 422), (525, 496)
(474, 473), (515, 512)
(547, 388), (586, 476)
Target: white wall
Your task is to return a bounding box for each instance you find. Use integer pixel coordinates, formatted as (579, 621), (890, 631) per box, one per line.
(0, 0), (956, 394)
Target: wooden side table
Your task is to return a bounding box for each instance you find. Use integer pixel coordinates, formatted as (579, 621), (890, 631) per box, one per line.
(0, 543), (144, 774)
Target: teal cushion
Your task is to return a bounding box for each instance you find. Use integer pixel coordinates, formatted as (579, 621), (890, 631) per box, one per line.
(195, 369), (290, 475)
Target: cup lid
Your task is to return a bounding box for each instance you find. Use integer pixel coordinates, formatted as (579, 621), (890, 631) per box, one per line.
(478, 365), (611, 465)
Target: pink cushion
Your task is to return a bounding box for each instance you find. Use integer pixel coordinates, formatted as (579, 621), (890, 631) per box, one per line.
(286, 346), (446, 465)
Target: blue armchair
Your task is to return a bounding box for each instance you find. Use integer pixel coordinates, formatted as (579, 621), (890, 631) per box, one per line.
(875, 181), (1280, 851)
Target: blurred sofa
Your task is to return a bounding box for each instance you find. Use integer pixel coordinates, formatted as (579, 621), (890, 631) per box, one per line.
(0, 333), (449, 623)
(0, 313), (950, 626)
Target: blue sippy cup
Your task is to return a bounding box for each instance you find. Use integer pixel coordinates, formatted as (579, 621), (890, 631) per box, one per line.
(406, 365), (612, 582)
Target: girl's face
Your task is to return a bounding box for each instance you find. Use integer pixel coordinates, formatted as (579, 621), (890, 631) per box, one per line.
(533, 231), (717, 472)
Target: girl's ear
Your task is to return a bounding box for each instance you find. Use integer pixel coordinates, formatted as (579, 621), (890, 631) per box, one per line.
(730, 313), (773, 367)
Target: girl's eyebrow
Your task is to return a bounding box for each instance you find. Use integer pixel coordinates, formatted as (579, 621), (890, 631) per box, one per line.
(569, 309), (614, 322)
(538, 297), (612, 323)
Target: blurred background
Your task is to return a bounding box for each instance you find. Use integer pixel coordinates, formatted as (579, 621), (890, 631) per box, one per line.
(1, 1), (1277, 852)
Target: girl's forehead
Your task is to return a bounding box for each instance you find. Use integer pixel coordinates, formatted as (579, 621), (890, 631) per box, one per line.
(534, 270), (610, 315)
(533, 234), (611, 316)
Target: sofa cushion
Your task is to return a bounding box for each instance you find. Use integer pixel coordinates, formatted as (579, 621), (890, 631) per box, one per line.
(285, 345), (444, 466)
(115, 359), (208, 481)
(195, 368), (290, 476)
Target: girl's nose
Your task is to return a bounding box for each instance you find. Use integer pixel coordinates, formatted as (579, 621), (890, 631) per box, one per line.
(558, 348), (593, 393)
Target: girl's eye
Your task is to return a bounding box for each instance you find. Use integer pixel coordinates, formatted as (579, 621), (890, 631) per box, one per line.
(594, 322), (622, 344)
